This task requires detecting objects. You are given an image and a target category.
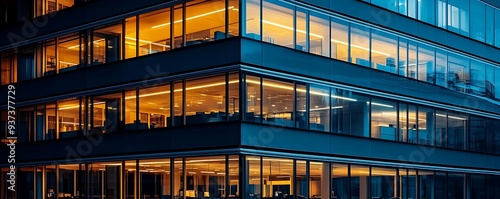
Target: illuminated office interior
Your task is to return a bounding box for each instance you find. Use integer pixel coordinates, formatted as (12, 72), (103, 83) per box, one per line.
(1, 0), (500, 198)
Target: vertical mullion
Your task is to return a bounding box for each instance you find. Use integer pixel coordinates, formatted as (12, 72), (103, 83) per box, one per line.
(135, 159), (139, 199)
(78, 97), (82, 136)
(170, 81), (174, 127)
(293, 7), (297, 48)
(90, 29), (94, 66)
(182, 3), (186, 47)
(239, 154), (246, 199)
(136, 16), (139, 57)
(170, 158), (174, 199)
(259, 77), (263, 123)
(306, 11), (310, 53)
(169, 7), (174, 49)
(292, 159), (297, 199)
(225, 0), (229, 38)
(182, 80), (186, 125)
(415, 170), (420, 199)
(347, 164), (351, 199)
(368, 28), (372, 67)
(135, 88), (139, 127)
(121, 160), (125, 199)
(368, 97), (372, 138)
(293, 82), (297, 127)
(329, 87), (333, 133)
(55, 37), (59, 74)
(259, 0), (263, 40)
(121, 19), (126, 60)
(347, 23), (351, 62)
(305, 161), (310, 199)
(329, 17), (332, 59)
(259, 157), (263, 199)
(397, 102), (400, 142)
(90, 97), (94, 134)
(225, 73), (229, 121)
(240, 71), (245, 121)
(305, 84), (310, 129)
(225, 155), (229, 199)
(396, 168), (400, 198)
(416, 106), (419, 144)
(239, 0), (244, 36)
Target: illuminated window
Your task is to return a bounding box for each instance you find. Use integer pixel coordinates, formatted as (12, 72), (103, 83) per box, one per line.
(262, 78), (294, 127)
(139, 85), (170, 128)
(371, 31), (398, 74)
(58, 33), (80, 72)
(185, 75), (226, 124)
(185, 0), (226, 46)
(350, 24), (370, 67)
(262, 0), (294, 47)
(139, 8), (171, 55)
(331, 18), (349, 62)
(58, 98), (81, 138)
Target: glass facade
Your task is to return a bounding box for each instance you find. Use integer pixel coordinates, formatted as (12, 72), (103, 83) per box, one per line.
(3, 71), (500, 156)
(0, 0), (239, 85)
(0, 0), (499, 106)
(2, 155), (500, 199)
(366, 0), (500, 48)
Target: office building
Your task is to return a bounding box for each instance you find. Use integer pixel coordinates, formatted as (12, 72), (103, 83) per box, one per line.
(1, 0), (500, 198)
